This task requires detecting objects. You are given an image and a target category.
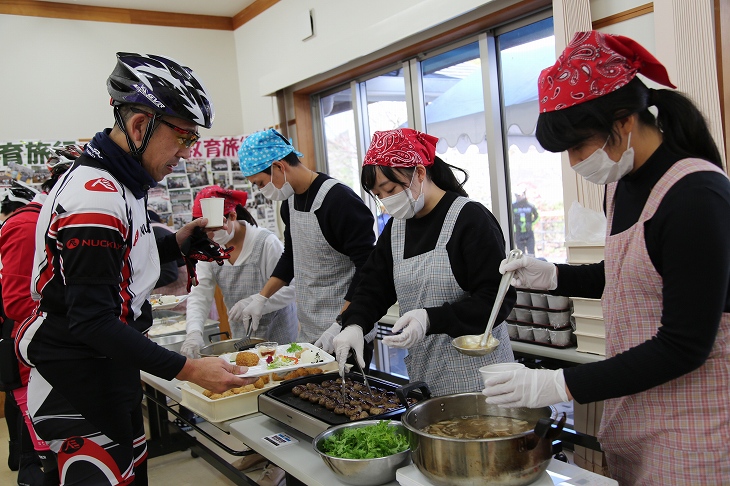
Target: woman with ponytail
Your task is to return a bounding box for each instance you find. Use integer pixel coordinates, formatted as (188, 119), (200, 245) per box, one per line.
(483, 31), (730, 484)
(326, 128), (516, 396)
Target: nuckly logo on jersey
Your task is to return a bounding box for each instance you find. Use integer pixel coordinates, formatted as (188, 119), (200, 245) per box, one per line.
(81, 239), (123, 250)
(132, 83), (165, 109)
(84, 178), (117, 192)
(66, 238), (80, 249)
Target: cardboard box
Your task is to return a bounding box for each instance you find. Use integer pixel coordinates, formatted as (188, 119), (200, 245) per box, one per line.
(573, 314), (605, 337)
(574, 331), (606, 356)
(571, 297), (602, 318)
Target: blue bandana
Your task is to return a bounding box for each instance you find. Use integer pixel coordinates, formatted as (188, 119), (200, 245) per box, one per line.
(238, 129), (303, 176)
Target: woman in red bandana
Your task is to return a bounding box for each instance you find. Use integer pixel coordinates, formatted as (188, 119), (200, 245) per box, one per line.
(329, 128), (516, 396)
(483, 31), (730, 484)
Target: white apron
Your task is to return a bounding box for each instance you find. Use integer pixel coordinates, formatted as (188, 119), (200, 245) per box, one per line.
(211, 227), (298, 344)
(600, 158), (730, 485)
(290, 179), (356, 343)
(393, 196), (514, 396)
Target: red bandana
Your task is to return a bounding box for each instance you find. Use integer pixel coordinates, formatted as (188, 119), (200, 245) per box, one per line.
(192, 186), (248, 218)
(362, 128), (438, 168)
(538, 30), (676, 112)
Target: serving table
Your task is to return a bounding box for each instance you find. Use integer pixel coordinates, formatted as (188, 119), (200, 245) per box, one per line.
(142, 371), (615, 486)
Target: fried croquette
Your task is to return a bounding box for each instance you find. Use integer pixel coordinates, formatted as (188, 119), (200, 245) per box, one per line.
(236, 351), (261, 367)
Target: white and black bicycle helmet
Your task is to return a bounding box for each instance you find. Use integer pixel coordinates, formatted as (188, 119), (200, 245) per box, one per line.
(46, 144), (83, 174)
(0, 181), (39, 206)
(107, 52), (214, 158)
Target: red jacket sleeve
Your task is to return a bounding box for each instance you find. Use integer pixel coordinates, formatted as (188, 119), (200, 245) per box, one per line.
(0, 217), (38, 333)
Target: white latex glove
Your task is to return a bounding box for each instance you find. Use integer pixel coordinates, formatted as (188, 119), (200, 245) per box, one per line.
(482, 368), (569, 408)
(227, 295), (253, 328)
(333, 325), (365, 377)
(180, 330), (204, 359)
(382, 309), (429, 349)
(500, 256), (558, 290)
(229, 293), (268, 331)
(314, 322), (341, 354)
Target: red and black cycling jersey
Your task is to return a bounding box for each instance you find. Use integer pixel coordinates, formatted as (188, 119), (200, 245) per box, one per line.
(16, 130), (185, 379)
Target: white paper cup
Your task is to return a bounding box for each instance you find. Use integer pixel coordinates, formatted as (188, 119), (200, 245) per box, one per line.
(199, 197), (224, 227)
(479, 362), (525, 385)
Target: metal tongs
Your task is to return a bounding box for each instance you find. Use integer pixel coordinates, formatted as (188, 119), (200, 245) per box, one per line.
(340, 350), (374, 402)
(233, 316), (255, 351)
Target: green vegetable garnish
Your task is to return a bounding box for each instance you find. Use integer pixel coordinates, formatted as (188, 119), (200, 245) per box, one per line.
(321, 420), (408, 459)
(287, 342), (303, 353)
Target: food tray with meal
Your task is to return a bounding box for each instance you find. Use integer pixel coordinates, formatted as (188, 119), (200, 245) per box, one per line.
(180, 365), (336, 422)
(150, 294), (188, 311)
(219, 342), (335, 378)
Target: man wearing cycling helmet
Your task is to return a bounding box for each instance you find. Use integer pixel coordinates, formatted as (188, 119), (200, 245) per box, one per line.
(16, 53), (254, 486)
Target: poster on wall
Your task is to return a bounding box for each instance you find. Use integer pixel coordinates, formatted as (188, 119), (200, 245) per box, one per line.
(0, 136), (282, 239)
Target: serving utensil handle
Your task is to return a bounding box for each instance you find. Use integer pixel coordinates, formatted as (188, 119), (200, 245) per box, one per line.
(480, 249), (523, 347)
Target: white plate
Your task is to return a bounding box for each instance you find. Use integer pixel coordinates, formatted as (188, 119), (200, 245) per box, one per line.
(150, 295), (188, 310)
(219, 343), (335, 378)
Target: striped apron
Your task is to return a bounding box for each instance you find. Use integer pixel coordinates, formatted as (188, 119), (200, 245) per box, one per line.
(600, 158), (730, 485)
(211, 227), (298, 344)
(290, 179), (356, 343)
(393, 196), (514, 396)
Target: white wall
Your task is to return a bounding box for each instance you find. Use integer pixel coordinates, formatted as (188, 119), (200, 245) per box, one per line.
(232, 0), (511, 132)
(0, 14), (243, 141)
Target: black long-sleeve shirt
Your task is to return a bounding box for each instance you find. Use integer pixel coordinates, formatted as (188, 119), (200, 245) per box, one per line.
(559, 144), (730, 403)
(342, 191), (515, 336)
(271, 173), (375, 301)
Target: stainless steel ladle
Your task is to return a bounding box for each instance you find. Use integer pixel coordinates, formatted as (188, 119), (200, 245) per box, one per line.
(452, 249), (523, 356)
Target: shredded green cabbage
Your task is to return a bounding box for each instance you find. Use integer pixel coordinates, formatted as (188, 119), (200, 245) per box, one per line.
(321, 421), (409, 459)
(287, 342), (303, 353)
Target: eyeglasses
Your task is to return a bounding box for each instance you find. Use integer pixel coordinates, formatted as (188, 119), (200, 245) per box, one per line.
(130, 108), (200, 148)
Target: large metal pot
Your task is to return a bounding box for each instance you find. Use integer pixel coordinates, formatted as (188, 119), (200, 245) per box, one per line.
(199, 332), (264, 357)
(401, 393), (564, 486)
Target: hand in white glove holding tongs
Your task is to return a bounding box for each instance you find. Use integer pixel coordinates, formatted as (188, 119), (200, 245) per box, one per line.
(333, 325), (365, 377)
(228, 293), (267, 332)
(499, 256), (558, 290)
(482, 368), (570, 408)
(382, 309), (429, 349)
(314, 322), (341, 354)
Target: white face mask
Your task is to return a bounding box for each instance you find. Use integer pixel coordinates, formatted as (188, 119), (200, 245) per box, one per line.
(380, 170), (425, 220)
(211, 223), (234, 246)
(572, 133), (634, 185)
(259, 166), (295, 201)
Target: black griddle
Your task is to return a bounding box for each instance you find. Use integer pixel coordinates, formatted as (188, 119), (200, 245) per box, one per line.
(258, 372), (430, 438)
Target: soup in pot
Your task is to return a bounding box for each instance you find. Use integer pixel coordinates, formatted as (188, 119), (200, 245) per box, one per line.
(423, 415), (531, 439)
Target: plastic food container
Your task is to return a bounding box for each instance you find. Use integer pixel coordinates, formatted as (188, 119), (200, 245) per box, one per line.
(532, 327), (551, 344)
(180, 382), (276, 422)
(530, 293), (549, 308)
(548, 329), (573, 346)
(531, 310), (550, 325)
(516, 291), (532, 306)
(517, 325), (534, 341)
(506, 323), (519, 339)
(546, 295), (571, 310)
(514, 308), (533, 322)
(548, 310), (571, 328)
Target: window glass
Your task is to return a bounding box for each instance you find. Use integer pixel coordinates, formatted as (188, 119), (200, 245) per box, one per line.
(497, 18), (565, 262)
(422, 42), (492, 210)
(363, 69), (408, 138)
(320, 88), (360, 194)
